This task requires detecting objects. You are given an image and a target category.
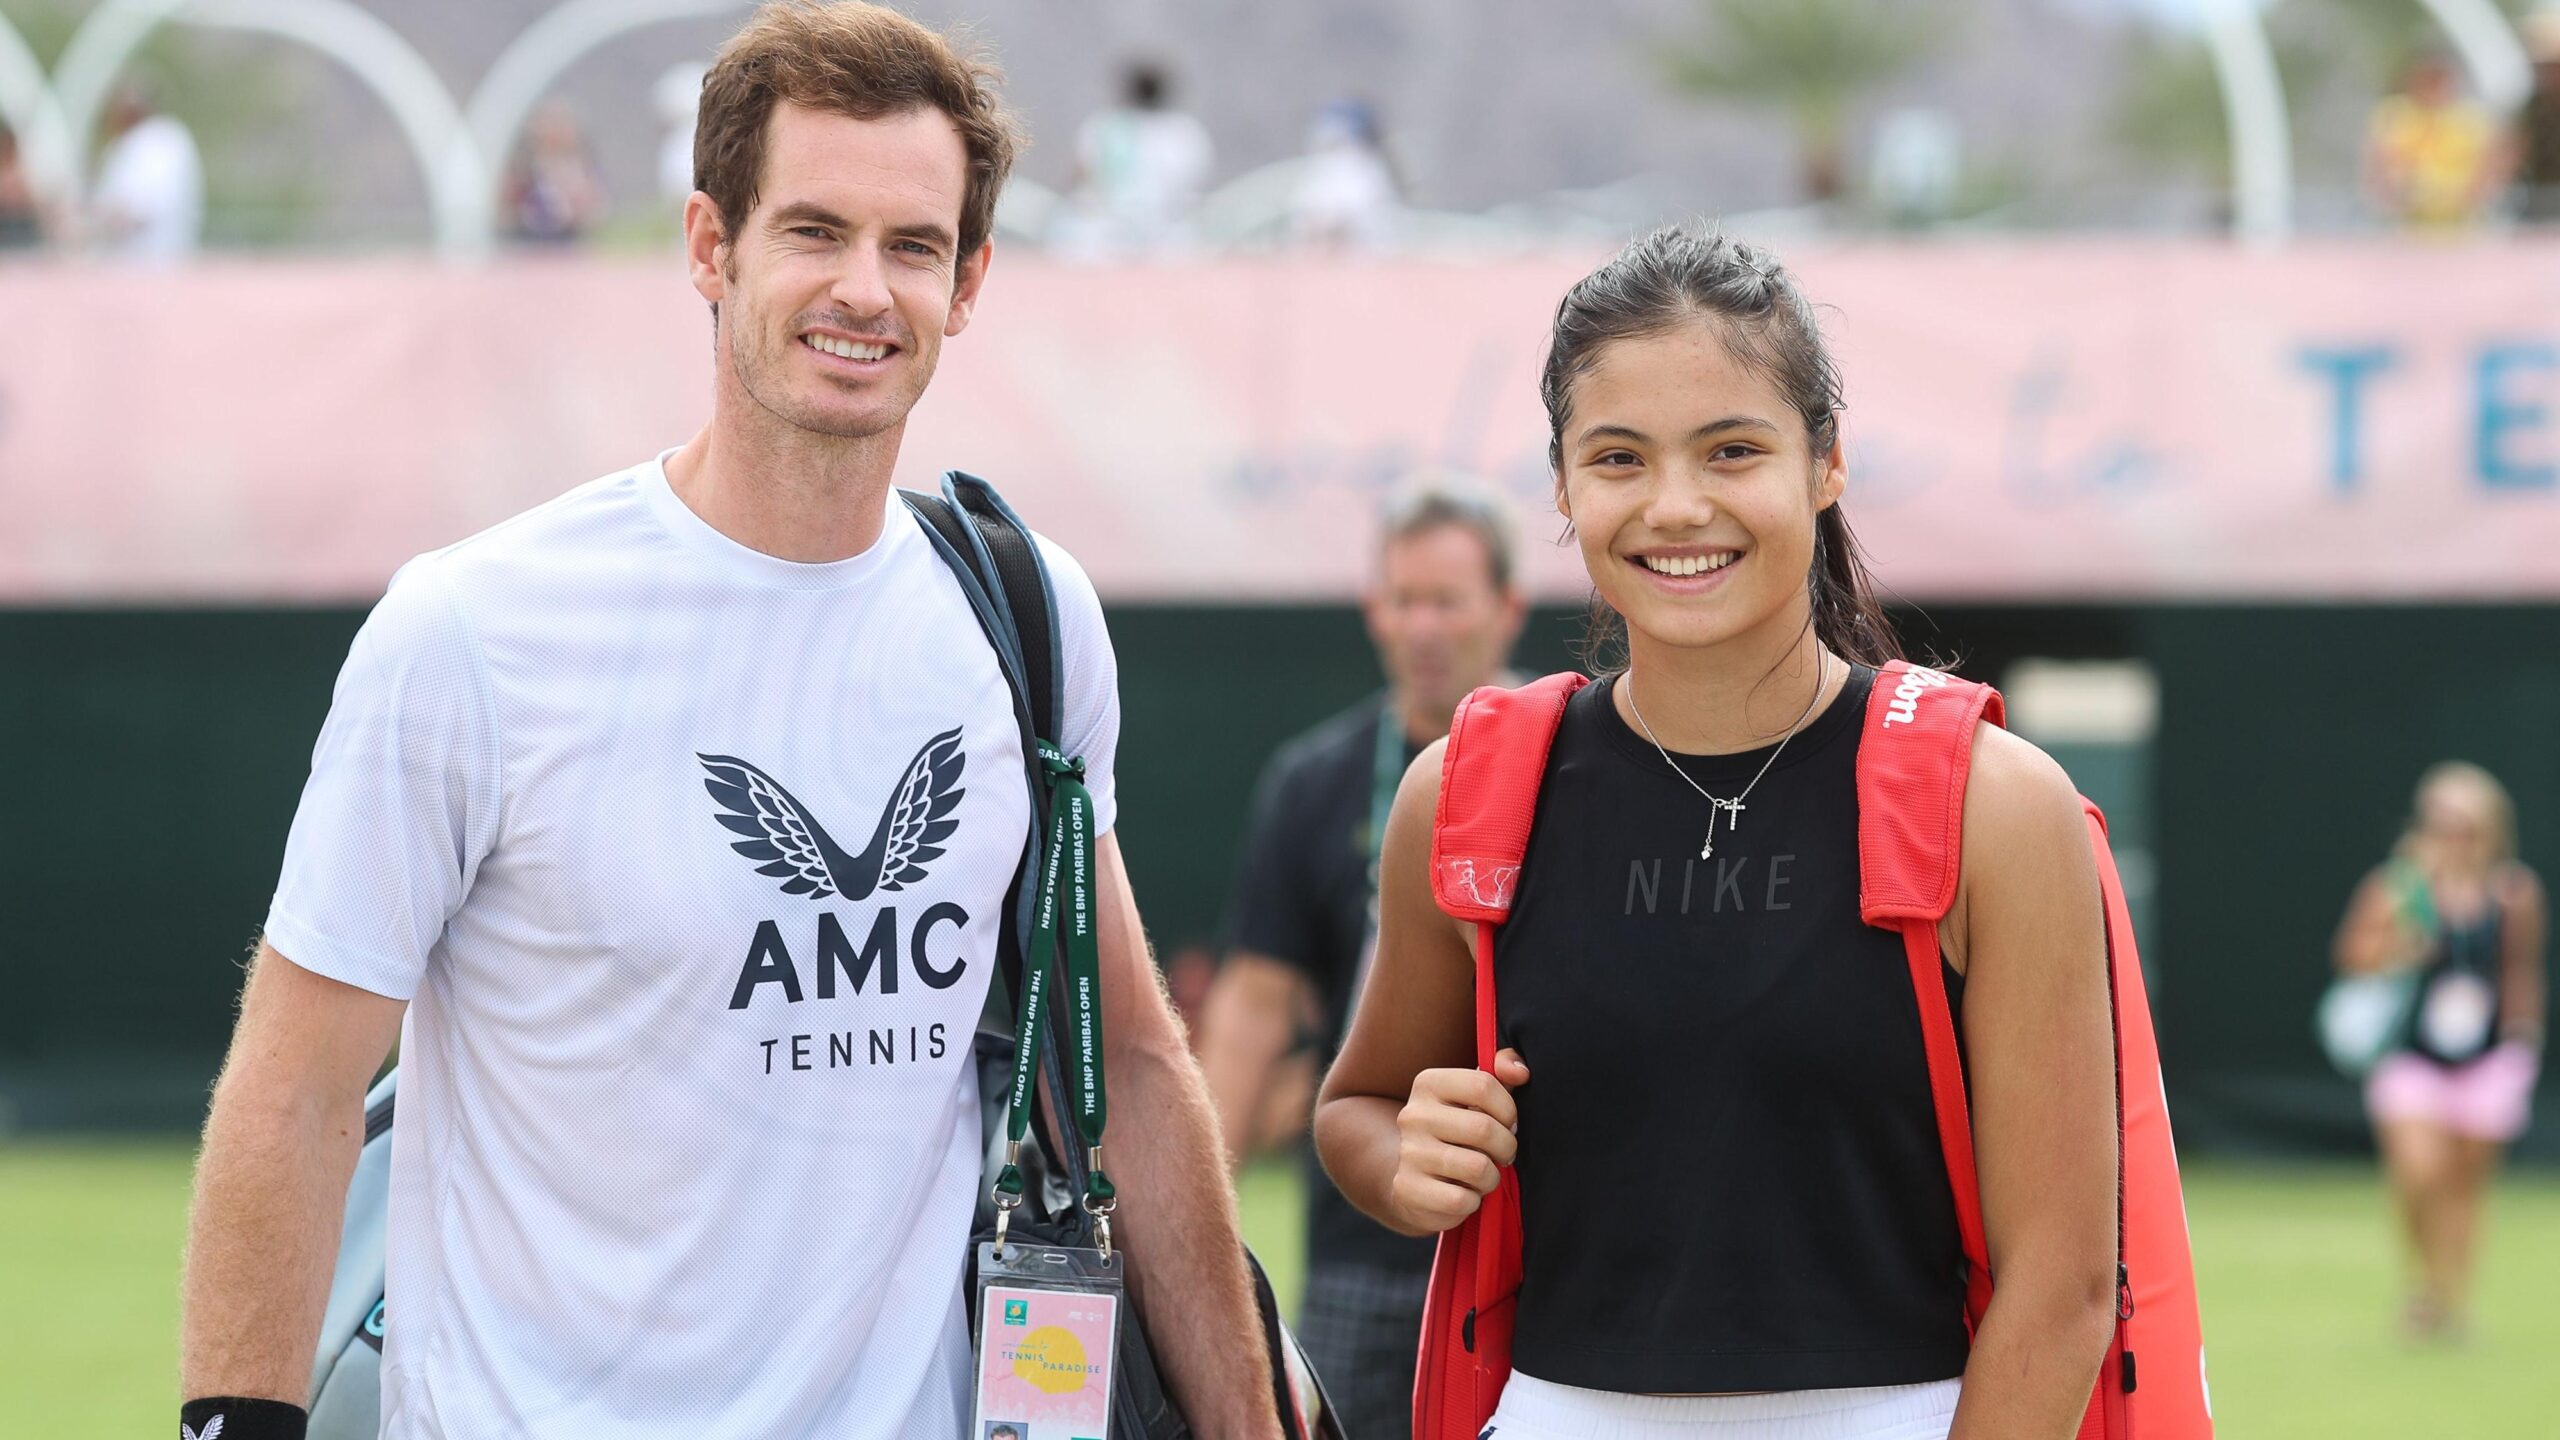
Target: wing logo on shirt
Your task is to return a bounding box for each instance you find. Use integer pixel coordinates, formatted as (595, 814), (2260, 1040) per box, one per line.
(696, 729), (966, 902)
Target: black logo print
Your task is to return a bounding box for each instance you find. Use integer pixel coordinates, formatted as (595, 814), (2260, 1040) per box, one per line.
(697, 729), (966, 902)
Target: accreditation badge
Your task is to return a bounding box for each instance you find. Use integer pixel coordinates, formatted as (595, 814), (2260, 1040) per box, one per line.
(2419, 971), (2497, 1058)
(972, 1241), (1122, 1440)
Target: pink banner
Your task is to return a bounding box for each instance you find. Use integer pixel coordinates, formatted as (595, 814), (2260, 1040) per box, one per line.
(6, 243), (2560, 603)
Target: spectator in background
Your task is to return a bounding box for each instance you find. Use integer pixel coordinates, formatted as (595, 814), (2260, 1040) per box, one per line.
(2364, 53), (2507, 230)
(1056, 60), (1213, 256)
(2332, 763), (2546, 1344)
(89, 83), (202, 260)
(1289, 98), (1401, 252)
(0, 127), (42, 250)
(505, 101), (606, 246)
(1198, 482), (1525, 1440)
(2515, 13), (2560, 222)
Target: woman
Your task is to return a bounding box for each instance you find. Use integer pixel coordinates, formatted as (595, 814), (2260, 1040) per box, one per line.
(1313, 228), (2119, 1440)
(2333, 763), (2547, 1343)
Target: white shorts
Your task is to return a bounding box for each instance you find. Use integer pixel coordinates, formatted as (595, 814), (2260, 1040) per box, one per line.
(1482, 1371), (1962, 1440)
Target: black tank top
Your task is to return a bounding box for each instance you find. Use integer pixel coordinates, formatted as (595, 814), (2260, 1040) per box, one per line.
(2408, 899), (2506, 1067)
(1495, 666), (1971, 1394)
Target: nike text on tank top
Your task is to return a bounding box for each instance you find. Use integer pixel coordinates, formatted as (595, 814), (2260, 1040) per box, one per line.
(1493, 666), (1971, 1394)
(263, 453), (1120, 1439)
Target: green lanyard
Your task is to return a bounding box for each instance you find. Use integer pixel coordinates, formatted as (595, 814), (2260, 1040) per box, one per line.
(992, 742), (1115, 1253)
(1358, 700), (1411, 960)
(1369, 699), (1406, 871)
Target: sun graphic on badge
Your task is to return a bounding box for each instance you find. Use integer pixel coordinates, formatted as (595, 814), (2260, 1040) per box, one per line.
(1012, 1324), (1091, 1394)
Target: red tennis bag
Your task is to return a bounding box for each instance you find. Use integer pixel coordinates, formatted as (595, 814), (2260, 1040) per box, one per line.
(1415, 661), (2210, 1440)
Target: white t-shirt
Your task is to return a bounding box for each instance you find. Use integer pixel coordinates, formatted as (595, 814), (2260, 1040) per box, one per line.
(92, 114), (203, 260)
(265, 453), (1120, 1439)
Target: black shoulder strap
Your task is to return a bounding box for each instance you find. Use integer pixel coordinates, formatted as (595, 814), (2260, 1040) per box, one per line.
(898, 476), (1088, 1207)
(900, 473), (1062, 746)
(954, 483), (1061, 746)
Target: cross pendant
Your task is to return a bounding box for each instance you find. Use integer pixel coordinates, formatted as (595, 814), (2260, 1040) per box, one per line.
(1701, 799), (1745, 860)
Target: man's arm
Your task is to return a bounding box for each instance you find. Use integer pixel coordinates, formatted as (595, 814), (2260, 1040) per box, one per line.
(1195, 952), (1314, 1166)
(1091, 833), (1280, 1439)
(180, 942), (405, 1405)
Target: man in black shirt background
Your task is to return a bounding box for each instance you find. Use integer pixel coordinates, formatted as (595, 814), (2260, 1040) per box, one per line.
(1200, 483), (1524, 1439)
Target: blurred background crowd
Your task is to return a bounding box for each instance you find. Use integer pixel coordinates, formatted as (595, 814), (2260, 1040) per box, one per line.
(16, 0), (2560, 258)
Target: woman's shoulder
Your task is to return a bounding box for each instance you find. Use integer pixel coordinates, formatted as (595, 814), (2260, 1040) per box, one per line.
(1395, 735), (1449, 815)
(1956, 723), (2099, 891)
(2495, 860), (2547, 912)
(1964, 723), (2085, 836)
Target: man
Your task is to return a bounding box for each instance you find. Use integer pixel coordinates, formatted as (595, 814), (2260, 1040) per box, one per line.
(1198, 484), (1526, 1439)
(177, 7), (1277, 1438)
(1057, 60), (1214, 256)
(89, 82), (201, 260)
(2517, 12), (2560, 223)
(2364, 52), (2506, 230)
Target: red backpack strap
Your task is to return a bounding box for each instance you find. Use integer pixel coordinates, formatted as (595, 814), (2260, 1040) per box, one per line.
(1431, 672), (1588, 1069)
(1431, 672), (1590, 926)
(1428, 672), (1587, 1327)
(1858, 660), (2005, 1331)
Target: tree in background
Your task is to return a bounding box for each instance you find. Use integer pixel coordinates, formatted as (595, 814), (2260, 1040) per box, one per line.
(1657, 0), (1948, 204)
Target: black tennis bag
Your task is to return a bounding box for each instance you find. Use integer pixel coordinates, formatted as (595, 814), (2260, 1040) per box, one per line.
(308, 473), (1340, 1439)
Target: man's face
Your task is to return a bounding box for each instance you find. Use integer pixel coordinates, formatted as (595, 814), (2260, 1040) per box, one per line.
(686, 102), (988, 442)
(2409, 59), (2457, 107)
(1364, 523), (1524, 728)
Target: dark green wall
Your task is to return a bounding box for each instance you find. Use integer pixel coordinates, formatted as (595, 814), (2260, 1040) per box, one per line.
(4, 602), (2555, 1162)
(1, 610), (361, 1129)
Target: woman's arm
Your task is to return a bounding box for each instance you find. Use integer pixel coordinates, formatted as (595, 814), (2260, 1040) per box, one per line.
(2334, 867), (2424, 977)
(1942, 725), (2119, 1440)
(2499, 865), (2548, 1046)
(1314, 741), (1527, 1236)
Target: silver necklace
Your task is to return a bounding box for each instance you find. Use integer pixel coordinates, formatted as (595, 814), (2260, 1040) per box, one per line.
(1624, 653), (1830, 860)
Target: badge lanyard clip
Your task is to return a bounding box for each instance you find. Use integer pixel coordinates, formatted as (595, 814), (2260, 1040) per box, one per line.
(991, 744), (1116, 1258)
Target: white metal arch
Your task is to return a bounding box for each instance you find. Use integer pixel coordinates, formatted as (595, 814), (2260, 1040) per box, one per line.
(50, 0), (488, 257)
(0, 9), (75, 210)
(2197, 0), (2297, 245)
(467, 0), (745, 229)
(2413, 0), (2534, 110)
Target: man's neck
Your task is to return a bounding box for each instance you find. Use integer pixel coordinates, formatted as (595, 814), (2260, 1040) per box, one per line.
(1389, 690), (1452, 748)
(663, 392), (907, 563)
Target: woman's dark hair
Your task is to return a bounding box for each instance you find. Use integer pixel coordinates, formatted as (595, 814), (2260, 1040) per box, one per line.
(1542, 224), (1900, 671)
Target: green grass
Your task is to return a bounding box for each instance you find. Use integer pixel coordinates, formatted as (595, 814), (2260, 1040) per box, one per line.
(2180, 1162), (2560, 1436)
(5, 1144), (2556, 1436)
(0, 1139), (198, 1435)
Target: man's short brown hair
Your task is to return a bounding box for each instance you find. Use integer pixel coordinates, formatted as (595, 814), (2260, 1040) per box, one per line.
(694, 1), (1023, 256)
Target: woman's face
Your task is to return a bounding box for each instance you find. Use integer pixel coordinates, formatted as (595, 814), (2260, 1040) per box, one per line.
(1553, 321), (1844, 654)
(2416, 776), (2501, 875)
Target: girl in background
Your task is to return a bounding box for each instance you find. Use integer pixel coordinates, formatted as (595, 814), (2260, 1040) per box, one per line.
(2334, 762), (2547, 1342)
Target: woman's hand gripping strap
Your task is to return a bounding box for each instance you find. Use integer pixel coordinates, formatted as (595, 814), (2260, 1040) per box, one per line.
(1427, 674), (1584, 1334)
